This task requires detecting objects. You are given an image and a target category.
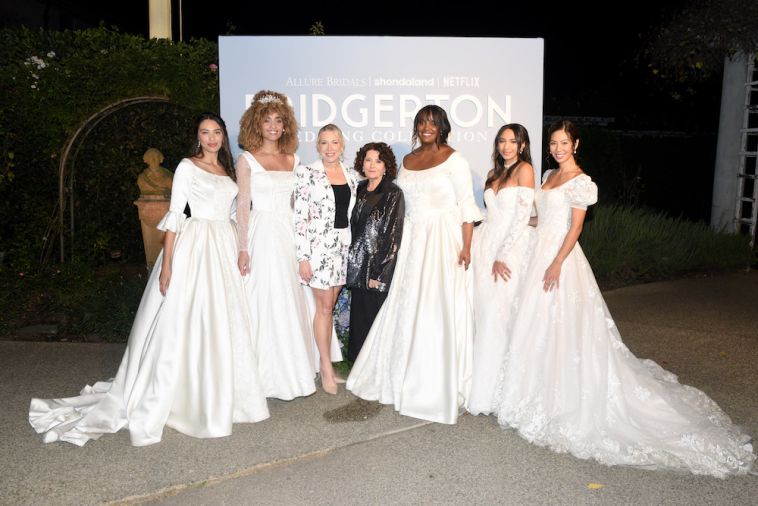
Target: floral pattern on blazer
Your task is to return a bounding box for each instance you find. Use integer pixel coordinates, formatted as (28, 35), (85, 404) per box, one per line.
(293, 159), (358, 277)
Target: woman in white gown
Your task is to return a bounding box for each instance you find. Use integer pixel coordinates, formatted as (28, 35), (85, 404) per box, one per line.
(467, 124), (535, 416)
(347, 105), (483, 424)
(492, 119), (755, 478)
(29, 112), (270, 446)
(236, 90), (340, 400)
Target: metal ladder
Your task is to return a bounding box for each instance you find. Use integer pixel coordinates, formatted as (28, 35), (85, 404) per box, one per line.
(735, 53), (758, 247)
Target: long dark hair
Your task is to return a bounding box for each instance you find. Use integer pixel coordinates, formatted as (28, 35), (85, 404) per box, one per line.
(410, 105), (451, 149)
(190, 111), (235, 180)
(485, 123), (532, 190)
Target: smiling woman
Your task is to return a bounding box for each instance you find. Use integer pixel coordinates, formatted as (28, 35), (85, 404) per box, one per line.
(347, 105), (483, 424)
(294, 123), (358, 395)
(235, 90), (341, 401)
(29, 112), (270, 446)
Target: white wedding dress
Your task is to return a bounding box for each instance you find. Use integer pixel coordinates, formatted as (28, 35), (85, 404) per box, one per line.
(492, 171), (755, 478)
(29, 159), (270, 446)
(236, 152), (341, 401)
(347, 152), (483, 424)
(467, 185), (534, 415)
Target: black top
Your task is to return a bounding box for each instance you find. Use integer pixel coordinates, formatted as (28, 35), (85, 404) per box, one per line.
(332, 183), (350, 229)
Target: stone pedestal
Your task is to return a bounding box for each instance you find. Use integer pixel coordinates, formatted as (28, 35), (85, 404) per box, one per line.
(134, 196), (170, 270)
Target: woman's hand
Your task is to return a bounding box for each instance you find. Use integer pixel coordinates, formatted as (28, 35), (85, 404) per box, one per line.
(542, 260), (562, 292)
(299, 260), (313, 283)
(368, 279), (380, 289)
(491, 260), (511, 282)
(159, 264), (172, 296)
(238, 251), (250, 277)
(458, 247), (471, 270)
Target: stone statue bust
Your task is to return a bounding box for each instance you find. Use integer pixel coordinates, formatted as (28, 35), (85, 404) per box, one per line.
(137, 148), (173, 198)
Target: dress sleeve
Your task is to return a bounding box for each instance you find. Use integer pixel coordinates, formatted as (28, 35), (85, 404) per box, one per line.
(156, 161), (191, 233)
(370, 188), (405, 289)
(567, 175), (598, 210)
(235, 154), (252, 252)
(448, 153), (483, 223)
(496, 187), (534, 264)
(293, 164), (312, 262)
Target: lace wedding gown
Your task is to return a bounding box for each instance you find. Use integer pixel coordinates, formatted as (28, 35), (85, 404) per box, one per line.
(492, 171), (755, 478)
(29, 159), (270, 446)
(347, 152), (483, 424)
(467, 186), (534, 415)
(236, 152), (341, 400)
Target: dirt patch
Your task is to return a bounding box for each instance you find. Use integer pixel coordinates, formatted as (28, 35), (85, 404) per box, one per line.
(323, 398), (384, 423)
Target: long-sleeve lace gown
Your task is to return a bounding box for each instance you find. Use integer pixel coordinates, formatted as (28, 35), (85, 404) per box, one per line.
(467, 185), (535, 416)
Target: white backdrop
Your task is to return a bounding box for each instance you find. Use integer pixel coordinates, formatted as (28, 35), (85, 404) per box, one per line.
(219, 36), (544, 205)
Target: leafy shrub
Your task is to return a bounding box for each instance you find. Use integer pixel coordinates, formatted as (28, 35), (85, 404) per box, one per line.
(581, 205), (753, 286)
(0, 26), (219, 269)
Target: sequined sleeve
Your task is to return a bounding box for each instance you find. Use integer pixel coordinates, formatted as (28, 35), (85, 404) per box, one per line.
(371, 187), (405, 289)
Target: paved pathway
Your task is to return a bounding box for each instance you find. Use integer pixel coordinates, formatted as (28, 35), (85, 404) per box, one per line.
(1, 272), (756, 505)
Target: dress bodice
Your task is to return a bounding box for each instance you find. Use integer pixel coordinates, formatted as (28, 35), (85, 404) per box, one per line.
(483, 187), (530, 231)
(397, 152), (482, 223)
(250, 171), (296, 214)
(166, 159), (238, 225)
(535, 173), (597, 237)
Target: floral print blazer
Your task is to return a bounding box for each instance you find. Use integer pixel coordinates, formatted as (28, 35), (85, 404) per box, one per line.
(293, 159), (358, 263)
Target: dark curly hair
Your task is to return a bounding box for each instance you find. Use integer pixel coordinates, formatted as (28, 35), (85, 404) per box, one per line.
(410, 105), (451, 148)
(353, 142), (398, 180)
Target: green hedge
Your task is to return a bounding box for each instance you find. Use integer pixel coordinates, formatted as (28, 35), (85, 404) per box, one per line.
(0, 26), (219, 269)
(581, 205), (753, 286)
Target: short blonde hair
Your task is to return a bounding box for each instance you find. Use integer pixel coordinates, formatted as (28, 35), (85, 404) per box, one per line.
(238, 90), (299, 153)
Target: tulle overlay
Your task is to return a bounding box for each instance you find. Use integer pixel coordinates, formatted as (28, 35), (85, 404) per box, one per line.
(29, 160), (270, 446)
(467, 186), (535, 415)
(347, 153), (483, 424)
(491, 173), (755, 478)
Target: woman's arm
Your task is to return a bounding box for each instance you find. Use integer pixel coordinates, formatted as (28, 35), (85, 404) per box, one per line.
(459, 222), (474, 270)
(156, 161), (192, 295)
(293, 165), (314, 282)
(236, 154), (252, 276)
(159, 231), (176, 295)
(542, 207), (586, 292)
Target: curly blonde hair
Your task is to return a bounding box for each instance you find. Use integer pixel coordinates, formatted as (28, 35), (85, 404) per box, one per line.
(238, 90), (299, 153)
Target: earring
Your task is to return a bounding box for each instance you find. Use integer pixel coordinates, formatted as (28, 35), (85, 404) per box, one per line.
(197, 141), (201, 149)
(573, 149), (577, 154)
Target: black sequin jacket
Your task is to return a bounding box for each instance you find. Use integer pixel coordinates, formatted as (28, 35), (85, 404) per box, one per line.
(346, 177), (405, 292)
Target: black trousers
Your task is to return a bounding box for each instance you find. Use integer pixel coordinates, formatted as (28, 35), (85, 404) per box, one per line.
(348, 287), (388, 362)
